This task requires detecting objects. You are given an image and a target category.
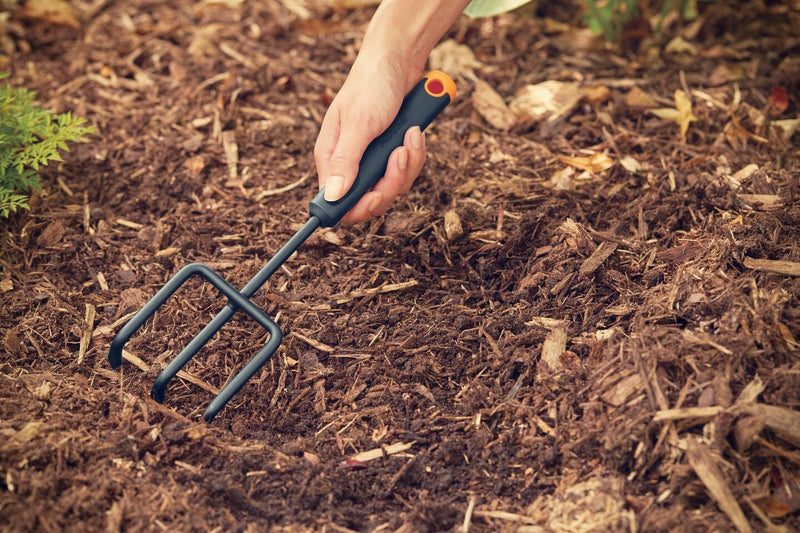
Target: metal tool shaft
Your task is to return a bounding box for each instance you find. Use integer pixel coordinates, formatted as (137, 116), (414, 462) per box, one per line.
(149, 216), (321, 411)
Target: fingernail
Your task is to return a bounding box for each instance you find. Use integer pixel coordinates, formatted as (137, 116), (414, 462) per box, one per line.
(410, 126), (422, 149)
(397, 147), (408, 170)
(367, 192), (383, 214)
(324, 175), (345, 201)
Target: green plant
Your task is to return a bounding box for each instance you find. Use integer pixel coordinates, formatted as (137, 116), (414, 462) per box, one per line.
(464, 0), (704, 43)
(582, 0), (639, 43)
(0, 72), (94, 218)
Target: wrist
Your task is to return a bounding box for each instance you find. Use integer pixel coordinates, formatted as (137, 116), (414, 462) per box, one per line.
(352, 39), (426, 93)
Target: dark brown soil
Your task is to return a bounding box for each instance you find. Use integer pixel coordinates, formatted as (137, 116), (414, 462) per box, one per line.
(1, 1), (799, 531)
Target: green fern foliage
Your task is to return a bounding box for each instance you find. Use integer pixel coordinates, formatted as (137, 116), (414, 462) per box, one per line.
(0, 73), (94, 218)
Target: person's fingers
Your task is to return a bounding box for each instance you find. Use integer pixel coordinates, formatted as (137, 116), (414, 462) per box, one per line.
(340, 190), (384, 223)
(313, 109), (342, 190)
(321, 109), (375, 202)
(400, 126), (426, 195)
(342, 126), (427, 221)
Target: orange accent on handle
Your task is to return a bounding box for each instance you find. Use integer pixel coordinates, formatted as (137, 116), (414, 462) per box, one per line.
(424, 70), (457, 101)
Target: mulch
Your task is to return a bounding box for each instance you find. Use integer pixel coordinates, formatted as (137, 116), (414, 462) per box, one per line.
(1, 0), (799, 531)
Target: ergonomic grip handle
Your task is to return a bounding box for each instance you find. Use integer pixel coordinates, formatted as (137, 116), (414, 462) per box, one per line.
(308, 70), (457, 228)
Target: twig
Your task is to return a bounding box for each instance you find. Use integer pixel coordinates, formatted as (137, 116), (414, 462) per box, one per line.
(291, 331), (335, 353)
(461, 496), (477, 533)
(332, 280), (419, 304)
(349, 442), (415, 463)
(743, 257), (800, 277)
(472, 510), (537, 525)
(121, 349), (219, 395)
(255, 173), (310, 200)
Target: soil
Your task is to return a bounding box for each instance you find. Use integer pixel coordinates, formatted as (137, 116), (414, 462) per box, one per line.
(1, 1), (799, 531)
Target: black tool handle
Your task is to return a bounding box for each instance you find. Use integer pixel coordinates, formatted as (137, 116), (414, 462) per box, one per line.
(308, 71), (456, 228)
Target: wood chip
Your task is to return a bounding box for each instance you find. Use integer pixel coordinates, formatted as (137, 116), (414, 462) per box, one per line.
(222, 130), (238, 180)
(685, 439), (752, 533)
(682, 329), (733, 355)
(734, 376), (765, 406)
(601, 372), (644, 407)
(349, 442), (415, 463)
(541, 325), (567, 371)
(77, 304), (96, 365)
(743, 257), (800, 277)
(444, 209), (464, 241)
(739, 404), (800, 448)
(96, 271), (109, 291)
(737, 194), (784, 210)
(579, 241), (618, 276)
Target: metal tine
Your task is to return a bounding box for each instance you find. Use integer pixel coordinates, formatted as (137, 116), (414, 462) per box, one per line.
(147, 217), (320, 404)
(108, 263), (277, 371)
(108, 216), (322, 419)
(202, 329), (282, 421)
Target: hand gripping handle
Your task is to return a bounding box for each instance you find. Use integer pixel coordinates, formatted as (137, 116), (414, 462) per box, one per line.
(308, 71), (456, 228)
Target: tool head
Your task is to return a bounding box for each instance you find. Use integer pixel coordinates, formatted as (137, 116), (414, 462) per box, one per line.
(108, 73), (456, 421)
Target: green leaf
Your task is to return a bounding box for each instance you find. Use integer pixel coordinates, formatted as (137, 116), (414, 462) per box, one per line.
(463, 0), (535, 18)
(0, 72), (93, 219)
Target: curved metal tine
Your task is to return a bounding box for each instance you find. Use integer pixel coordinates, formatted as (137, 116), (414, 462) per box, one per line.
(149, 263), (283, 403)
(108, 263), (211, 369)
(203, 323), (283, 422)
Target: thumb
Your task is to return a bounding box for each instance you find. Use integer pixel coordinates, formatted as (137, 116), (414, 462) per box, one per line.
(323, 126), (371, 202)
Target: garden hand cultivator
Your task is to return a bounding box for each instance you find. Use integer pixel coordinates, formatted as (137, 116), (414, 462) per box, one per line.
(108, 72), (456, 422)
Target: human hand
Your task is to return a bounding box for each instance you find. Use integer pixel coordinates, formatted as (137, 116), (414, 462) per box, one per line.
(313, 58), (428, 223)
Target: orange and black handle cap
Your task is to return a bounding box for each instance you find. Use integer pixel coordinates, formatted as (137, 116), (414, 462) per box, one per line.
(424, 70), (457, 102)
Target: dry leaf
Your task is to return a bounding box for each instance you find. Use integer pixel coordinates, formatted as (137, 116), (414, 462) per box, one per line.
(0, 278), (12, 293)
(708, 63), (746, 86)
(624, 86), (658, 108)
(548, 166), (575, 190)
(650, 90), (697, 142)
(664, 36), (698, 55)
(675, 90), (698, 141)
(769, 87), (789, 114)
(771, 480), (800, 517)
(22, 0), (80, 28)
(752, 497), (793, 519)
(620, 155), (642, 173)
(772, 118), (800, 141)
(650, 107), (681, 122)
(429, 39), (483, 76)
(509, 81), (582, 124)
(580, 85), (611, 105)
(699, 44), (743, 59)
(184, 155), (207, 176)
(558, 152), (614, 173)
(472, 78), (516, 131)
